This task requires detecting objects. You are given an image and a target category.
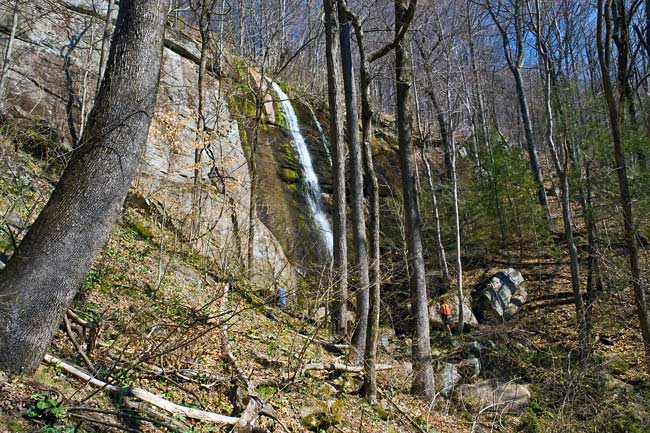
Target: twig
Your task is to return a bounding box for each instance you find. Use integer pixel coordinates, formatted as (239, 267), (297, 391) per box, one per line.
(377, 388), (429, 433)
(68, 406), (184, 433)
(68, 413), (141, 433)
(63, 314), (96, 374)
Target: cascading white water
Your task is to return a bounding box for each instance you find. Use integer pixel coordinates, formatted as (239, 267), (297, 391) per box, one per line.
(309, 107), (333, 167)
(270, 81), (334, 256)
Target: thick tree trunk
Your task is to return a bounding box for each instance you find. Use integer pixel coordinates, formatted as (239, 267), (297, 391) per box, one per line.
(323, 0), (348, 337)
(337, 0), (369, 364)
(395, 0), (434, 401)
(0, 0), (169, 373)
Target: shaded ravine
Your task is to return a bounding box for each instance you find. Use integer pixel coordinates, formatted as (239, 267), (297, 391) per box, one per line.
(269, 81), (334, 257)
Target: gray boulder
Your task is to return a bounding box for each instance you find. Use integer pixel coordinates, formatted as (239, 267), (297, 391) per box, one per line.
(313, 306), (327, 323)
(437, 362), (460, 397)
(456, 379), (531, 414)
(474, 269), (527, 321)
(300, 398), (344, 431)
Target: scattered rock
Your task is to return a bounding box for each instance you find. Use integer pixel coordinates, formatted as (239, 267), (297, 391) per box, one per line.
(462, 341), (485, 357)
(456, 379), (531, 414)
(474, 269), (527, 322)
(599, 371), (634, 393)
(300, 398), (344, 431)
(314, 306), (327, 323)
(457, 357), (481, 382)
(437, 363), (460, 397)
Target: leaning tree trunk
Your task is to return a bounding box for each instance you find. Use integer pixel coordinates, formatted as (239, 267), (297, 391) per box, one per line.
(323, 0), (349, 338)
(395, 0), (435, 401)
(597, 0), (650, 371)
(0, 0), (169, 373)
(337, 0), (369, 364)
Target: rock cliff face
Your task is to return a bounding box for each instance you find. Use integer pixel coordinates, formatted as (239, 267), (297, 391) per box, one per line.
(0, 0), (295, 288)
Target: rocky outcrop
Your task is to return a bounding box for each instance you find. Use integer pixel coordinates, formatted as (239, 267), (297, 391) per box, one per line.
(473, 269), (527, 322)
(0, 0), (295, 289)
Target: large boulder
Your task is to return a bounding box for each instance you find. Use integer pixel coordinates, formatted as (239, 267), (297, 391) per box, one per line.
(473, 269), (527, 322)
(430, 294), (479, 330)
(456, 379), (531, 414)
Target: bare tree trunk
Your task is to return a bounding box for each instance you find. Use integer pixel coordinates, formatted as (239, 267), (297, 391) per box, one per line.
(532, 0), (588, 357)
(395, 0), (435, 401)
(323, 0), (348, 338)
(512, 67), (552, 226)
(421, 147), (450, 283)
(450, 129), (464, 333)
(337, 0), (369, 364)
(347, 10), (381, 403)
(485, 0), (553, 227)
(0, 0), (169, 373)
(597, 0), (650, 371)
(96, 0), (115, 94)
(0, 0), (19, 114)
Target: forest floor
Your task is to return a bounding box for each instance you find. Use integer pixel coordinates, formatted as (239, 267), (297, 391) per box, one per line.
(1, 136), (650, 433)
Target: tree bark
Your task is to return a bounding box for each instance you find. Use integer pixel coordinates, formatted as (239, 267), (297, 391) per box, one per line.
(0, 0), (169, 373)
(395, 0), (434, 401)
(337, 0), (369, 364)
(342, 4), (381, 401)
(323, 0), (349, 338)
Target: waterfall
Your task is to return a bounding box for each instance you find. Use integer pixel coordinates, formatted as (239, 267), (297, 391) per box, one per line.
(309, 106), (333, 167)
(270, 81), (334, 256)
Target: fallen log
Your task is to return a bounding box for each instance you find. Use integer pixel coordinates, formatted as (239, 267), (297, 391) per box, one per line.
(301, 362), (394, 374)
(42, 354), (240, 425)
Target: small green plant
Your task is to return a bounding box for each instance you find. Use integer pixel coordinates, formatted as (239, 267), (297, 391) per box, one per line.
(24, 393), (68, 431)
